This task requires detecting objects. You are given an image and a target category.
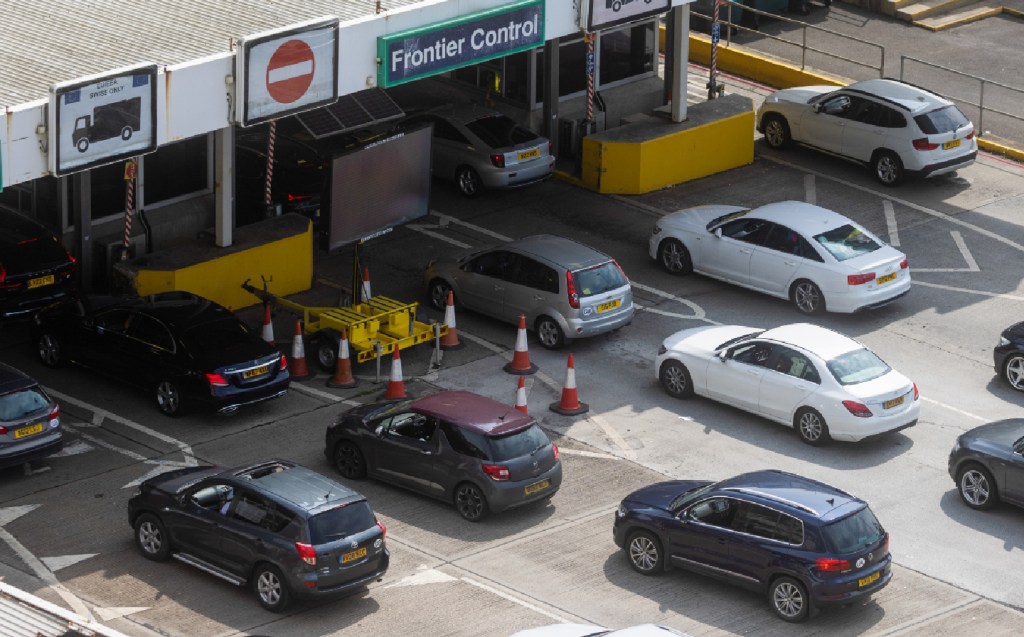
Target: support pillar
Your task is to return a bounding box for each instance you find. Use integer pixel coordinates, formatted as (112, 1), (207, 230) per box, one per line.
(542, 39), (560, 156)
(671, 5), (691, 123)
(214, 127), (234, 248)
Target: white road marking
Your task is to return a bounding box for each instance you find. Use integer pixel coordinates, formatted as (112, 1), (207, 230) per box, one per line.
(922, 397), (988, 423)
(883, 200), (900, 247)
(407, 224), (472, 249)
(911, 280), (1024, 301)
(290, 382), (361, 405)
(94, 607), (150, 622)
(431, 212), (513, 242)
(65, 427), (148, 462)
(384, 566), (457, 588)
(631, 282), (716, 324)
(122, 461), (194, 489)
(41, 553), (97, 572)
(50, 439), (94, 457)
(608, 195), (668, 218)
(804, 174), (816, 205)
(556, 448), (618, 459)
(587, 412), (638, 461)
(912, 231), (980, 272)
(461, 576), (568, 623)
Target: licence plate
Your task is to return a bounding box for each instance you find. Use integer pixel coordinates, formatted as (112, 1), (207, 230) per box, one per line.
(28, 275), (54, 289)
(596, 299), (621, 313)
(943, 139), (961, 150)
(876, 272), (897, 285)
(14, 423), (44, 439)
(340, 547), (367, 564)
(518, 148), (540, 161)
(243, 365), (269, 379)
(883, 396), (905, 409)
(524, 479), (550, 495)
(858, 571), (881, 587)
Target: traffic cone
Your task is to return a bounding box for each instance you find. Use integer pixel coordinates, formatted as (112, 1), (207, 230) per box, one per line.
(440, 290), (464, 350)
(503, 314), (538, 375)
(360, 266), (372, 303)
(383, 346), (406, 399)
(513, 376), (528, 414)
(260, 303), (275, 346)
(549, 353), (589, 416)
(289, 320), (313, 380)
(327, 328), (357, 389)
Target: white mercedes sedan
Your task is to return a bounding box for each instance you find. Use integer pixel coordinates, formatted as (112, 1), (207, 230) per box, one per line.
(648, 201), (910, 314)
(655, 323), (919, 445)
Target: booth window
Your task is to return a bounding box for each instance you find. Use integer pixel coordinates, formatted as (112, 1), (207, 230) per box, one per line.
(599, 22), (656, 86)
(143, 134), (209, 205)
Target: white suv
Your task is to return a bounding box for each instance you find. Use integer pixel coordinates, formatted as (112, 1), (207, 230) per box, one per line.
(756, 79), (977, 186)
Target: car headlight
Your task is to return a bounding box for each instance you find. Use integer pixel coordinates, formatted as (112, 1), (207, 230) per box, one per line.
(617, 503), (627, 518)
(999, 336), (1010, 347)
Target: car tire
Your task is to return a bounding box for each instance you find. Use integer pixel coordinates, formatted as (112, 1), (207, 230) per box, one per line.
(315, 333), (340, 372)
(659, 360), (694, 399)
(791, 279), (825, 315)
(536, 316), (565, 350)
(454, 482), (489, 522)
(1003, 353), (1024, 392)
(134, 513), (172, 562)
(874, 150), (904, 187)
(37, 332), (66, 368)
(333, 441), (367, 479)
(253, 563), (292, 612)
(625, 530), (663, 575)
(795, 408), (830, 446)
(156, 379), (185, 417)
(428, 278), (453, 312)
(769, 576), (810, 623)
(456, 166), (483, 198)
(657, 239), (693, 275)
(957, 464), (998, 510)
(762, 115), (791, 149)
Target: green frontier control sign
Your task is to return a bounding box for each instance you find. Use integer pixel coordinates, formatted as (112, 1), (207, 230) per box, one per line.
(378, 0), (544, 88)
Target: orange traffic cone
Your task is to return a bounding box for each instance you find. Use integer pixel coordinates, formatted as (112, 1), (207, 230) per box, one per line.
(360, 266), (372, 303)
(260, 303), (275, 346)
(440, 290), (463, 350)
(289, 320), (313, 380)
(504, 314), (538, 375)
(514, 376), (529, 413)
(550, 353), (589, 415)
(383, 346), (406, 399)
(327, 328), (357, 389)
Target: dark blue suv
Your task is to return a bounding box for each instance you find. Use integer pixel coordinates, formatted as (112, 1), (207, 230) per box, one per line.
(613, 470), (891, 622)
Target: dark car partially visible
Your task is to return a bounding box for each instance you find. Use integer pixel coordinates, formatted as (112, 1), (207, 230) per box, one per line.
(0, 208), (77, 320)
(0, 363), (62, 469)
(30, 291), (289, 416)
(995, 321), (1024, 392)
(949, 419), (1024, 512)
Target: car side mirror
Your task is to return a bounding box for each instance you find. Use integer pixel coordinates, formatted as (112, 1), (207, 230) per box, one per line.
(713, 228), (723, 239)
(717, 350), (728, 362)
(812, 103), (822, 114)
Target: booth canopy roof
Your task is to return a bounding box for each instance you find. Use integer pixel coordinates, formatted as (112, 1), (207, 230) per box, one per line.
(0, 0), (429, 109)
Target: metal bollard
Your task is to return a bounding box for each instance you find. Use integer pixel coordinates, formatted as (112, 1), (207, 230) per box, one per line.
(374, 342), (382, 383)
(432, 322), (443, 368)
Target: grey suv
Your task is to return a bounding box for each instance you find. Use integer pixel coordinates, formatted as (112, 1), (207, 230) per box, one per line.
(425, 235), (634, 349)
(0, 363), (62, 469)
(127, 459), (389, 611)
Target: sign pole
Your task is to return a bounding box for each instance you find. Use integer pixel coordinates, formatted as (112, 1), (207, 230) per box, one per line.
(585, 32), (596, 123)
(264, 120), (276, 218)
(708, 0), (722, 100)
(121, 158), (138, 261)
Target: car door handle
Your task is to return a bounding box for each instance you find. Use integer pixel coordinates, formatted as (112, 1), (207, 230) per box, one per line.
(740, 249), (753, 254)
(534, 295), (544, 301)
(784, 261), (797, 267)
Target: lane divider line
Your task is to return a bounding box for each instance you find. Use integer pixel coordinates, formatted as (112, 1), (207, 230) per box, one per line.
(884, 200), (900, 247)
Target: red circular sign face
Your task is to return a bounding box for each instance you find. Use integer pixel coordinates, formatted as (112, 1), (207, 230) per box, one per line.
(266, 39), (315, 104)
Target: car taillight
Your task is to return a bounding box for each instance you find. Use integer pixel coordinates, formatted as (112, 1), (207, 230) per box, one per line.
(376, 517), (387, 539)
(815, 557), (850, 572)
(482, 463), (510, 480)
(613, 259), (629, 283)
(842, 400), (873, 417)
(565, 271), (580, 309)
(281, 354), (288, 371)
(547, 141), (553, 155)
(881, 532), (890, 553)
(0, 426), (7, 435)
(490, 153), (505, 168)
(899, 258), (908, 269)
(552, 444), (559, 460)
(847, 272), (876, 286)
(287, 193), (312, 202)
(49, 405), (60, 426)
(912, 138), (939, 151)
(912, 383), (919, 400)
(295, 542), (317, 566)
(205, 373), (229, 387)
(966, 131), (975, 140)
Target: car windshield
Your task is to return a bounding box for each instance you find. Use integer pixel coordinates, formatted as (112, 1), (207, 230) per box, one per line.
(826, 348), (891, 385)
(822, 506), (885, 554)
(716, 331), (763, 351)
(465, 115), (538, 148)
(487, 424), (552, 462)
(308, 501), (376, 544)
(914, 105), (970, 135)
(706, 209), (750, 232)
(0, 386), (50, 421)
(814, 224), (884, 262)
(181, 317), (255, 350)
(669, 483), (715, 511)
(573, 262), (627, 297)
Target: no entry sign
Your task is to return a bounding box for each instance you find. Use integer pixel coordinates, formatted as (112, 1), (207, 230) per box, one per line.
(237, 17), (338, 126)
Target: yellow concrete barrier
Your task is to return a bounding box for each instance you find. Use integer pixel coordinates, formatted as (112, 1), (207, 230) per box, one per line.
(687, 33), (844, 89)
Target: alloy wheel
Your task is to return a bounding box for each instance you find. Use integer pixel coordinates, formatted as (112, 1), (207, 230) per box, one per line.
(257, 570), (283, 606)
(137, 521), (162, 555)
(1005, 355), (1024, 391)
(772, 580), (805, 620)
(793, 281), (822, 314)
(629, 535), (659, 572)
(38, 334), (62, 367)
(960, 468), (991, 507)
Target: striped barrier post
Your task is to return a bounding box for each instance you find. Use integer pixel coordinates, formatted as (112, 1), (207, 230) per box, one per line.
(121, 159), (137, 261)
(264, 120), (276, 217)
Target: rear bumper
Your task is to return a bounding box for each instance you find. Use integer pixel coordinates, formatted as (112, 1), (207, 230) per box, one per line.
(483, 462), (563, 514)
(296, 550), (390, 597)
(812, 562), (893, 607)
(825, 275), (911, 313)
(206, 377), (290, 413)
(567, 304), (635, 340)
(0, 432), (63, 469)
(0, 286), (76, 320)
(482, 156), (555, 189)
(916, 151), (976, 178)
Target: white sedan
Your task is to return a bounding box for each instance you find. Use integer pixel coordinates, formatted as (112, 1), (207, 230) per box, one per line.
(510, 625), (689, 637)
(655, 323), (919, 445)
(648, 201), (910, 314)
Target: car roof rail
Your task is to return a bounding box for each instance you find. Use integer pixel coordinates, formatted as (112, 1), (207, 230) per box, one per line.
(722, 487), (821, 517)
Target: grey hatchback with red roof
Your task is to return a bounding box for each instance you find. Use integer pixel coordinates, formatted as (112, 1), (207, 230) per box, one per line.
(326, 390), (562, 521)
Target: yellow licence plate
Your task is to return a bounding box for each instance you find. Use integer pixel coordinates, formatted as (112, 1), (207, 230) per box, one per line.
(943, 139), (961, 150)
(341, 547), (367, 564)
(14, 423), (44, 439)
(518, 148), (540, 161)
(243, 365), (269, 379)
(28, 274), (55, 289)
(876, 272), (897, 285)
(883, 396), (905, 409)
(858, 571), (881, 587)
(596, 299), (621, 313)
(524, 479), (550, 495)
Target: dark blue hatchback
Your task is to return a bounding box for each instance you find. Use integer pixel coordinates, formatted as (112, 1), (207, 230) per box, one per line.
(613, 470), (891, 622)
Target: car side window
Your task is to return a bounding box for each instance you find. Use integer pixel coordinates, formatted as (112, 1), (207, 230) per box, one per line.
(769, 347), (821, 384)
(513, 256), (558, 293)
(189, 483), (234, 514)
(731, 341), (773, 367)
(441, 421), (489, 459)
(874, 105), (907, 129)
(762, 224), (800, 255)
(433, 118), (470, 144)
(128, 315), (174, 351)
(95, 309), (133, 334)
(687, 497), (737, 529)
(228, 490), (294, 532)
(466, 250), (518, 280)
(731, 501), (783, 539)
(820, 94), (852, 116)
(718, 218), (771, 245)
(774, 512), (804, 545)
(388, 412), (437, 443)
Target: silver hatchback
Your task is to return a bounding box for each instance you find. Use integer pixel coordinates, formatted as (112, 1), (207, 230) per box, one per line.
(0, 363), (62, 469)
(425, 235), (634, 349)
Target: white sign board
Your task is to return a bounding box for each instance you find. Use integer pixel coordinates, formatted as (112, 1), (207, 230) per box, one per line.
(49, 64), (158, 176)
(236, 17), (339, 127)
(585, 0), (672, 30)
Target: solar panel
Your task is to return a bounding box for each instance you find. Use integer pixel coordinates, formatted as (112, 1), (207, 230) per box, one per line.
(296, 108), (342, 137)
(295, 88), (404, 139)
(354, 88), (404, 121)
(329, 94), (373, 128)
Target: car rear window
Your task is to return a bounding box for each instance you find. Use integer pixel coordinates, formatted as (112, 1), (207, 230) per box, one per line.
(826, 348), (891, 385)
(813, 224), (884, 262)
(0, 386), (50, 421)
(573, 262), (627, 297)
(821, 506), (885, 554)
(308, 501), (376, 544)
(914, 105), (970, 135)
(487, 424), (552, 462)
(466, 115), (538, 148)
(181, 317), (255, 350)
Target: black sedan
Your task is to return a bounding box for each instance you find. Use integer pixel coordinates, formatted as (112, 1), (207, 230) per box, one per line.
(948, 419), (1024, 511)
(0, 208), (77, 320)
(995, 322), (1024, 392)
(31, 291), (289, 416)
